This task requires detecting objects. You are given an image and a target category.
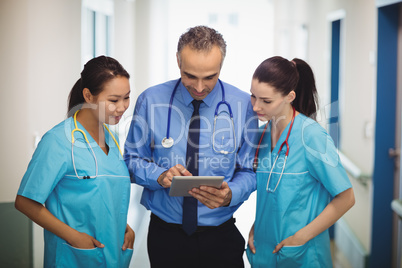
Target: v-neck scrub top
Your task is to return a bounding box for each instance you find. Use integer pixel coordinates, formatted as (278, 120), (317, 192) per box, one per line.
(247, 113), (352, 268)
(17, 117), (132, 268)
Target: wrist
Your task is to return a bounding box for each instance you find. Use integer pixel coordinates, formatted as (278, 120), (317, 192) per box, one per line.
(293, 230), (309, 245)
(65, 229), (80, 245)
(157, 171), (168, 187)
(223, 189), (232, 207)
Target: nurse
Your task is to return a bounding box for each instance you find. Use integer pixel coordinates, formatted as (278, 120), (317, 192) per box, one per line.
(15, 56), (134, 267)
(247, 56), (355, 267)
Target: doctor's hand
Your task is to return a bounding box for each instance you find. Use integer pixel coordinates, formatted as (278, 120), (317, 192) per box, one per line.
(122, 224), (135, 250)
(157, 164), (192, 188)
(273, 234), (306, 253)
(69, 232), (104, 249)
(189, 181), (232, 209)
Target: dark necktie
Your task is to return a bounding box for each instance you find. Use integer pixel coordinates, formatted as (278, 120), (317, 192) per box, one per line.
(182, 99), (203, 235)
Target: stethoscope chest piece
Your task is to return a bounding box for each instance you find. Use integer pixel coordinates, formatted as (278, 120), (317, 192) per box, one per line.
(161, 137), (174, 148)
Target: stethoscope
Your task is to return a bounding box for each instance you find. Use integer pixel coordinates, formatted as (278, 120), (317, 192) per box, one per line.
(253, 106), (296, 192)
(71, 110), (122, 179)
(161, 79), (237, 155)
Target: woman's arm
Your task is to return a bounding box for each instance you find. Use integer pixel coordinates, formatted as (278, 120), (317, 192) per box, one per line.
(15, 195), (104, 249)
(273, 187), (355, 253)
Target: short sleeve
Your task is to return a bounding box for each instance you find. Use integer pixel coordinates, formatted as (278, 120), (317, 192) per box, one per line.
(302, 120), (352, 197)
(17, 131), (69, 204)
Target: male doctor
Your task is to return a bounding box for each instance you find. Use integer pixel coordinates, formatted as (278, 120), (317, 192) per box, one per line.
(124, 25), (258, 268)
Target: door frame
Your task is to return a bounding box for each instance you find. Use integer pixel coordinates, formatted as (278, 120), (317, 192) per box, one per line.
(327, 10), (345, 149)
(372, 1), (400, 267)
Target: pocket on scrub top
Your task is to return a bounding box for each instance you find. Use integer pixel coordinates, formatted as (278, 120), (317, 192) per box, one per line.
(121, 248), (134, 268)
(271, 172), (303, 212)
(277, 243), (309, 268)
(57, 243), (106, 268)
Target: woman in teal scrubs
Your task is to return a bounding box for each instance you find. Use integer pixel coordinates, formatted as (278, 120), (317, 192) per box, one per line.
(15, 56), (134, 267)
(247, 56), (355, 267)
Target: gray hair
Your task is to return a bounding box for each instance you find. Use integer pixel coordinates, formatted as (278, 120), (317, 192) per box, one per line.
(177, 26), (227, 67)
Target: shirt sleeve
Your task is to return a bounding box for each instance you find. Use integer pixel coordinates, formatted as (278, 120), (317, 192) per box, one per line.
(17, 131), (69, 204)
(303, 121), (352, 197)
(124, 94), (166, 190)
(228, 100), (258, 207)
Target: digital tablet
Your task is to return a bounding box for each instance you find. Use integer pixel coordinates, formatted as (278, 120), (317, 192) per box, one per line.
(169, 176), (224, 197)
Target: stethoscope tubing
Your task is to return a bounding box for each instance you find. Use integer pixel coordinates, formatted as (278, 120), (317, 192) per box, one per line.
(253, 106), (296, 192)
(163, 79), (236, 154)
(166, 79), (182, 141)
(71, 110), (122, 179)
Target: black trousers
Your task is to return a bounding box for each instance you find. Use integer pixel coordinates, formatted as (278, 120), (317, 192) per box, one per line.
(147, 214), (245, 268)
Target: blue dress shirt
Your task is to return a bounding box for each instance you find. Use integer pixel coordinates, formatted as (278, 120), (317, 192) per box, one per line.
(124, 79), (258, 226)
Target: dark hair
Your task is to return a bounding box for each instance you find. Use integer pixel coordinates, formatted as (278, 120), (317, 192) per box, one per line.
(67, 55), (130, 116)
(177, 25), (227, 67)
(252, 56), (318, 119)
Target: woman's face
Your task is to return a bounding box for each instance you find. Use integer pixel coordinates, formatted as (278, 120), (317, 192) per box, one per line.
(90, 76), (131, 125)
(250, 79), (291, 122)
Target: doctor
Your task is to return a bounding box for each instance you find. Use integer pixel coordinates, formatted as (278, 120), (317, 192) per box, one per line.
(124, 25), (258, 268)
(15, 56), (134, 267)
(247, 56), (355, 267)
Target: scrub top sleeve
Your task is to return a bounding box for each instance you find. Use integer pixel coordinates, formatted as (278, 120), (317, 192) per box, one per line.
(17, 131), (68, 204)
(124, 95), (166, 190)
(303, 123), (352, 197)
(228, 101), (258, 207)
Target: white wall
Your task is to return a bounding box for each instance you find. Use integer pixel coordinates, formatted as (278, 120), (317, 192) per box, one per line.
(0, 0), (81, 203)
(0, 1), (81, 266)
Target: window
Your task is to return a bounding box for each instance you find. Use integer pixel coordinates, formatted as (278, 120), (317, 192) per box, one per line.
(81, 0), (114, 65)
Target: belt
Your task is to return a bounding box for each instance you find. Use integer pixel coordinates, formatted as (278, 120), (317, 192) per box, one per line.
(151, 213), (235, 233)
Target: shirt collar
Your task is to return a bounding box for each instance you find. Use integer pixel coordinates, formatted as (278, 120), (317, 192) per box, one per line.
(179, 79), (221, 108)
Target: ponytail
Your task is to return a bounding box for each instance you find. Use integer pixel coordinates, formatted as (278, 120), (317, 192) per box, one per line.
(66, 56), (130, 117)
(253, 56), (319, 120)
(291, 58), (319, 120)
(67, 78), (85, 117)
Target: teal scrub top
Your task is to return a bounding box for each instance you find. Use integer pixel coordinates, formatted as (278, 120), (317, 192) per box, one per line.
(17, 117), (133, 268)
(247, 114), (352, 268)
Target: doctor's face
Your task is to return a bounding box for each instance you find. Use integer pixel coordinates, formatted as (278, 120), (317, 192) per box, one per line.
(177, 45), (222, 100)
(250, 79), (291, 121)
(91, 76), (131, 125)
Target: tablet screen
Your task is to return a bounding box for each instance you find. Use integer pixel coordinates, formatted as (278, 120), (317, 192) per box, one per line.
(169, 176), (224, 197)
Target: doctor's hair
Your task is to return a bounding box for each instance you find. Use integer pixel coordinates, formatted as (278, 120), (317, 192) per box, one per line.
(252, 56), (319, 120)
(177, 25), (227, 68)
(67, 56), (130, 117)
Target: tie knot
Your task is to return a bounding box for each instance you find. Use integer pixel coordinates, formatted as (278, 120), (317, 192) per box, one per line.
(191, 100), (203, 112)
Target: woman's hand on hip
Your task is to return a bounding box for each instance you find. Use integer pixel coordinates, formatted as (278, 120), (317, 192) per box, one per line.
(248, 223), (256, 254)
(122, 224), (135, 250)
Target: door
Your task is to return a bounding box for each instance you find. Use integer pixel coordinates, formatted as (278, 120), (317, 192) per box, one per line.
(330, 19), (341, 148)
(373, 2), (400, 267)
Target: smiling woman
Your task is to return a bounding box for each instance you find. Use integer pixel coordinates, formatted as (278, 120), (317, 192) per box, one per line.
(15, 56), (135, 268)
